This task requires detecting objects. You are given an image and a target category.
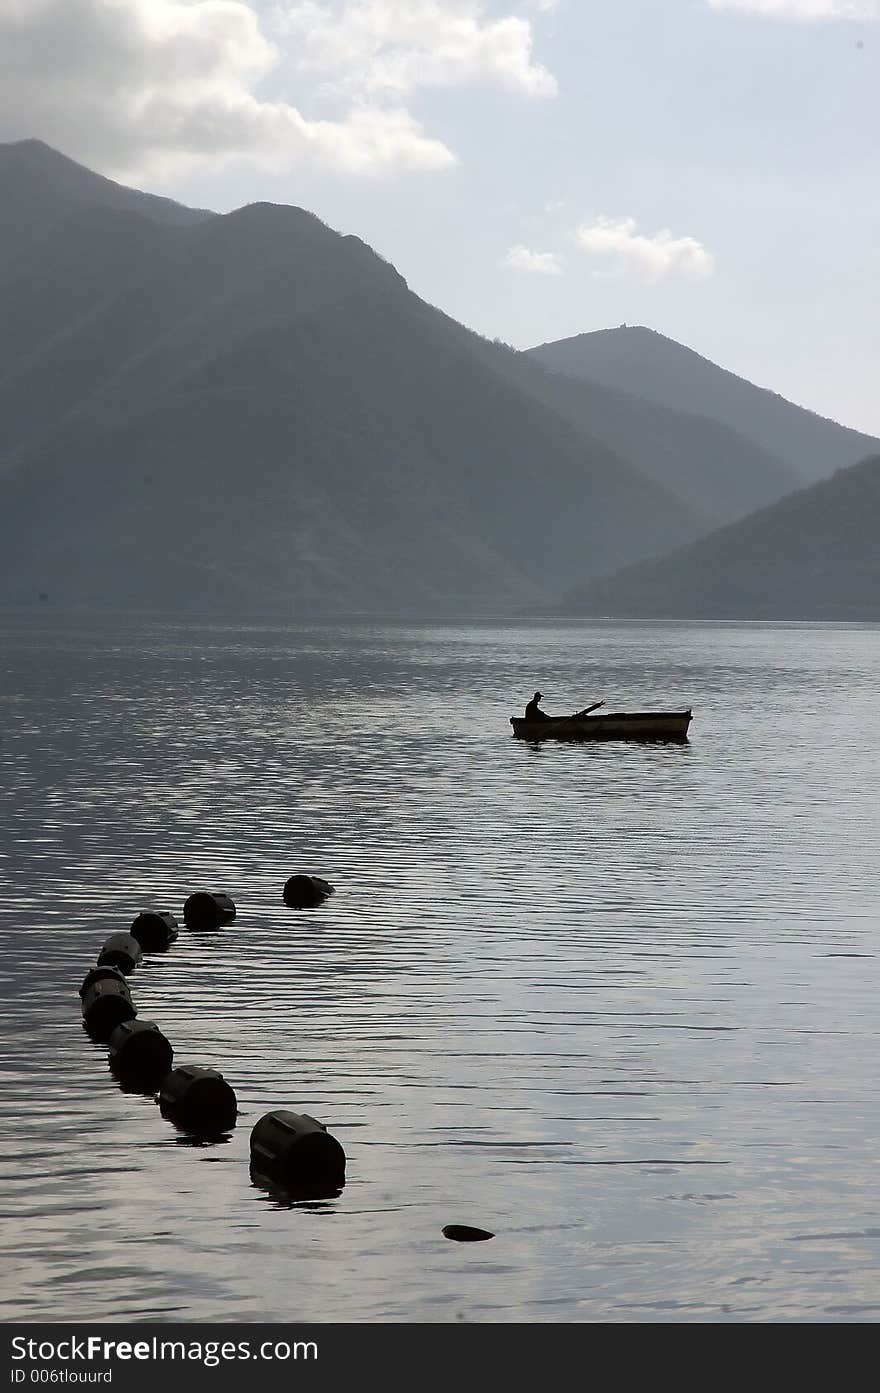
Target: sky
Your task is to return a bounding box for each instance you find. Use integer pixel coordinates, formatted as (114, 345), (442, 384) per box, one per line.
(1, 0), (878, 435)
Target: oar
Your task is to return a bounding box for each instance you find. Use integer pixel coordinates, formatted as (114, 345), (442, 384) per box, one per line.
(552, 701), (604, 727)
(573, 700), (604, 719)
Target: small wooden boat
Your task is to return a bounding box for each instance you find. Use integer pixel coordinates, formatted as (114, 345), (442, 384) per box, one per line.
(510, 709), (692, 743)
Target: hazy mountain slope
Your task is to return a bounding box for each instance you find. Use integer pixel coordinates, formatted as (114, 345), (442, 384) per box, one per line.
(513, 358), (800, 524)
(564, 454), (880, 620)
(529, 326), (879, 486)
(0, 385), (536, 613)
(0, 148), (711, 615)
(0, 137), (213, 399)
(0, 203), (174, 386)
(0, 138), (210, 265)
(0, 264), (701, 610)
(0, 201), (373, 459)
(173, 276), (705, 584)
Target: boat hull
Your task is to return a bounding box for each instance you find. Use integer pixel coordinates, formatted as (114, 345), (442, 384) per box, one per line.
(510, 710), (692, 742)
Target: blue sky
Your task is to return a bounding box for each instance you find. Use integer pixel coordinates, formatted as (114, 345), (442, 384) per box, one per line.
(2, 1), (877, 434)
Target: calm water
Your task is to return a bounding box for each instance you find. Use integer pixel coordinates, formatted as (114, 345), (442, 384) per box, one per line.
(1, 617), (878, 1324)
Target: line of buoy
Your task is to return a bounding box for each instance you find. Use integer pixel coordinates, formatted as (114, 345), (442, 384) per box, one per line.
(77, 881), (497, 1236)
(78, 896), (238, 1136)
(75, 881), (380, 1208)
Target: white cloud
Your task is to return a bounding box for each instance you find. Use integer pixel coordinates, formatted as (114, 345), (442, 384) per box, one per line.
(272, 1), (558, 100)
(0, 0), (556, 180)
(503, 243), (563, 275)
(707, 1), (879, 18)
(576, 216), (716, 282)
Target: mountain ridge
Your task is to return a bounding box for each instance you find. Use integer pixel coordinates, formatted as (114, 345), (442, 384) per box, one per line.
(0, 139), (212, 247)
(0, 141), (710, 615)
(528, 325), (878, 486)
(563, 452), (880, 621)
(2, 139), (871, 619)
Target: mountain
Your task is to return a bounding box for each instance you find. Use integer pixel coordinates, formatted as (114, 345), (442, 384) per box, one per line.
(528, 326), (878, 487)
(0, 139), (210, 265)
(5, 141), (867, 619)
(516, 358), (800, 524)
(563, 453), (880, 620)
(0, 141), (717, 616)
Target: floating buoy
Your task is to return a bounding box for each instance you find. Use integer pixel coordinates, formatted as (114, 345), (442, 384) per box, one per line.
(108, 1020), (173, 1088)
(130, 910), (179, 952)
(97, 933), (142, 974)
(81, 978), (136, 1039)
(183, 892), (236, 930)
(159, 1065), (237, 1134)
(442, 1225), (495, 1243)
(250, 1110), (346, 1191)
(282, 875), (334, 909)
(79, 963), (128, 999)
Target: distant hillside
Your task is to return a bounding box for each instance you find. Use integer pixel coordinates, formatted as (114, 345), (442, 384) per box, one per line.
(6, 141), (869, 619)
(0, 139), (210, 265)
(518, 358), (800, 524)
(528, 326), (878, 487)
(564, 453), (880, 621)
(0, 142), (713, 617)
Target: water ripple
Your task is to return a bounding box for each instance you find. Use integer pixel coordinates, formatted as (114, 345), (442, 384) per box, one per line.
(1, 617), (879, 1322)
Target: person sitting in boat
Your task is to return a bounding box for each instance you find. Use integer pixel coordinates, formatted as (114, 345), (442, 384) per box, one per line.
(525, 691), (550, 721)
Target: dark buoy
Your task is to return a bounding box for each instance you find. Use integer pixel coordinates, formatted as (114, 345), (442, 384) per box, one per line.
(97, 932), (142, 974)
(282, 875), (334, 909)
(81, 978), (136, 1040)
(108, 1020), (173, 1088)
(130, 910), (179, 951)
(183, 892), (236, 930)
(79, 963), (128, 999)
(159, 1065), (237, 1134)
(250, 1110), (346, 1192)
(442, 1225), (495, 1243)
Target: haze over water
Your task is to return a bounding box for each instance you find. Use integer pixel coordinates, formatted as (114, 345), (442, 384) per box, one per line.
(1, 617), (878, 1323)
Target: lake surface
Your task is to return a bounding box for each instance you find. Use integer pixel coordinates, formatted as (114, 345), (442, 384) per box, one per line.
(1, 617), (878, 1323)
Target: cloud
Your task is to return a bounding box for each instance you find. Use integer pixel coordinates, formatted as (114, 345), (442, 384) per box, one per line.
(503, 243), (563, 275)
(0, 0), (555, 180)
(272, 1), (558, 100)
(576, 216), (716, 282)
(706, 1), (879, 18)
